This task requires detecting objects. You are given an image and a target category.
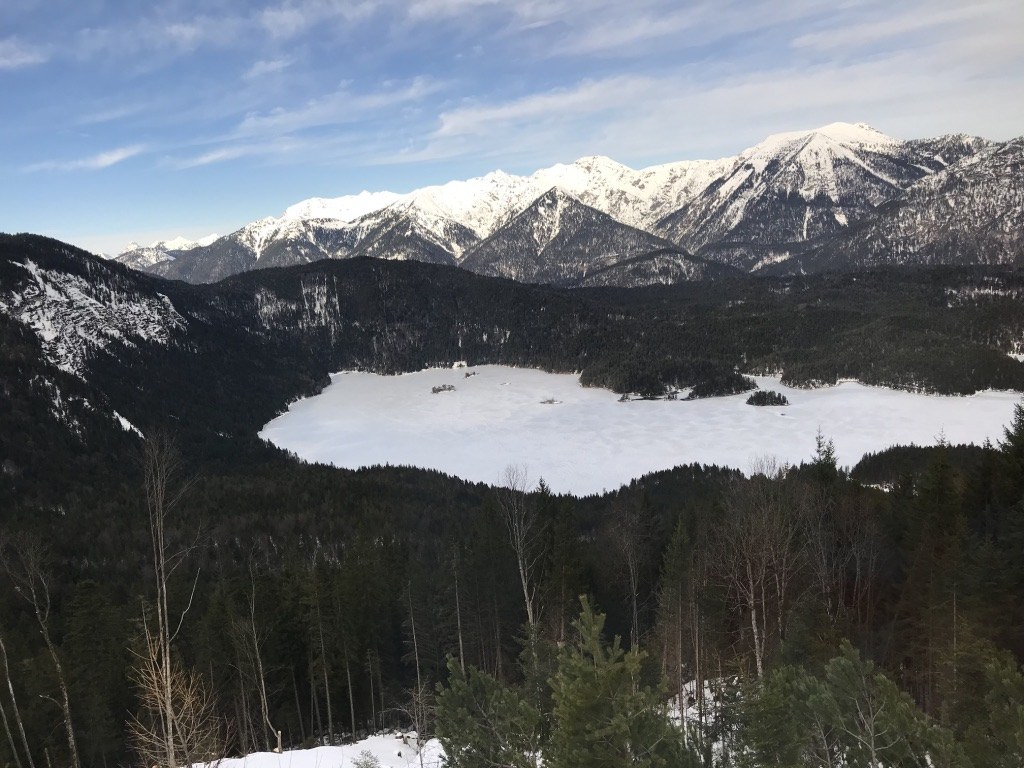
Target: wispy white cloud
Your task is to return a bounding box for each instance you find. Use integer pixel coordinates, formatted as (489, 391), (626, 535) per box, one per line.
(388, 25), (1024, 169)
(405, 0), (505, 20)
(244, 58), (292, 80)
(173, 145), (260, 169)
(433, 76), (642, 139)
(74, 13), (248, 61)
(26, 144), (146, 172)
(76, 102), (150, 125)
(168, 76), (440, 167)
(0, 36), (47, 69)
(171, 130), (381, 169)
(235, 76), (442, 137)
(520, 0), (881, 62)
(791, 2), (1001, 53)
(259, 0), (380, 39)
(558, 10), (702, 55)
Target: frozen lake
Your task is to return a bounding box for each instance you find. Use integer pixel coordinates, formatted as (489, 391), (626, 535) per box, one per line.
(260, 366), (1022, 495)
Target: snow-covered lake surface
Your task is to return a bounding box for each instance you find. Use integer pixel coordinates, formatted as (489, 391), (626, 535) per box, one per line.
(260, 366), (1022, 495)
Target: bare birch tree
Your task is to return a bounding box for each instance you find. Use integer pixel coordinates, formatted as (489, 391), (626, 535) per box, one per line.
(130, 433), (212, 768)
(0, 631), (34, 768)
(129, 652), (223, 768)
(611, 494), (655, 650)
(230, 558), (280, 753)
(714, 461), (805, 679)
(0, 536), (80, 768)
(496, 465), (545, 630)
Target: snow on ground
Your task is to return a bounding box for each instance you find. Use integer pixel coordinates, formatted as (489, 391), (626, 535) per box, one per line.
(207, 734), (444, 768)
(259, 366), (1021, 496)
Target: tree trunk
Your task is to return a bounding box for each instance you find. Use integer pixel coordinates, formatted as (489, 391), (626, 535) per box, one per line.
(1, 548), (80, 768)
(493, 597), (503, 679)
(453, 558), (466, 674)
(235, 688), (251, 755)
(313, 566), (333, 744)
(245, 579), (276, 751)
(309, 659), (321, 740)
(408, 589), (422, 692)
(0, 634), (34, 768)
(319, 633), (333, 744)
(749, 604), (764, 679)
(367, 653), (376, 736)
(676, 587), (686, 746)
(345, 649), (356, 741)
(629, 556), (640, 651)
(377, 655), (385, 732)
(0, 693), (23, 768)
(41, 634), (80, 768)
(292, 666), (306, 744)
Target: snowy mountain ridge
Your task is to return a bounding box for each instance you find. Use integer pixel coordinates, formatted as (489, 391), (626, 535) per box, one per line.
(117, 233), (220, 270)
(0, 255), (185, 377)
(458, 187), (726, 286)
(791, 137), (1024, 272)
(111, 122), (1019, 285)
(217, 152), (729, 267)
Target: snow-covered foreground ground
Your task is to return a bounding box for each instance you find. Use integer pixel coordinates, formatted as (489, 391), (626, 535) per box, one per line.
(207, 734), (444, 768)
(260, 366), (1021, 495)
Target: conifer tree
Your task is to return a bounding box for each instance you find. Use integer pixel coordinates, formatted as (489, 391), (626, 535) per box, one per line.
(63, 581), (130, 766)
(547, 598), (692, 768)
(897, 448), (967, 718)
(963, 653), (1024, 768)
(435, 658), (542, 768)
(741, 643), (963, 768)
(997, 403), (1024, 506)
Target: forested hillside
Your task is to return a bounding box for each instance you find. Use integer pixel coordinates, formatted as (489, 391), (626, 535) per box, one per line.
(3, 425), (1024, 767)
(3, 234), (1024, 767)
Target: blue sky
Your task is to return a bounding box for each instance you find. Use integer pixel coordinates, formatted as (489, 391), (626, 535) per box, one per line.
(1, 0), (1022, 255)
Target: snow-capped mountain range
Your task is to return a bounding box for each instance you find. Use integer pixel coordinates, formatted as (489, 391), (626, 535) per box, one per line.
(117, 233), (219, 270)
(113, 122), (1022, 286)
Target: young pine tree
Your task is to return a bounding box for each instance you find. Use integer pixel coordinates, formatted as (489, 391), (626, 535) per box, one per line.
(435, 658), (543, 768)
(547, 598), (695, 768)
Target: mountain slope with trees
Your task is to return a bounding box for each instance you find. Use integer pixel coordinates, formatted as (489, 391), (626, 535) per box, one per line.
(4, 234), (1024, 766)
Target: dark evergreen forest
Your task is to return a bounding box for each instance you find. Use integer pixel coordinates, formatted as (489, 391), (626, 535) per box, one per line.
(2, 234), (1024, 767)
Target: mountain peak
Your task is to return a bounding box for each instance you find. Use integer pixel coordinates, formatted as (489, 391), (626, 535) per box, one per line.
(572, 154), (630, 171)
(814, 121), (894, 144)
(283, 191), (403, 222)
(746, 121), (898, 159)
(152, 234), (220, 251)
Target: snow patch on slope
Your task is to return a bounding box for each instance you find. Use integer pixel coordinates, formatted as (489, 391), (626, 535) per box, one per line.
(0, 260), (185, 376)
(530, 189), (572, 249)
(113, 410), (143, 436)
